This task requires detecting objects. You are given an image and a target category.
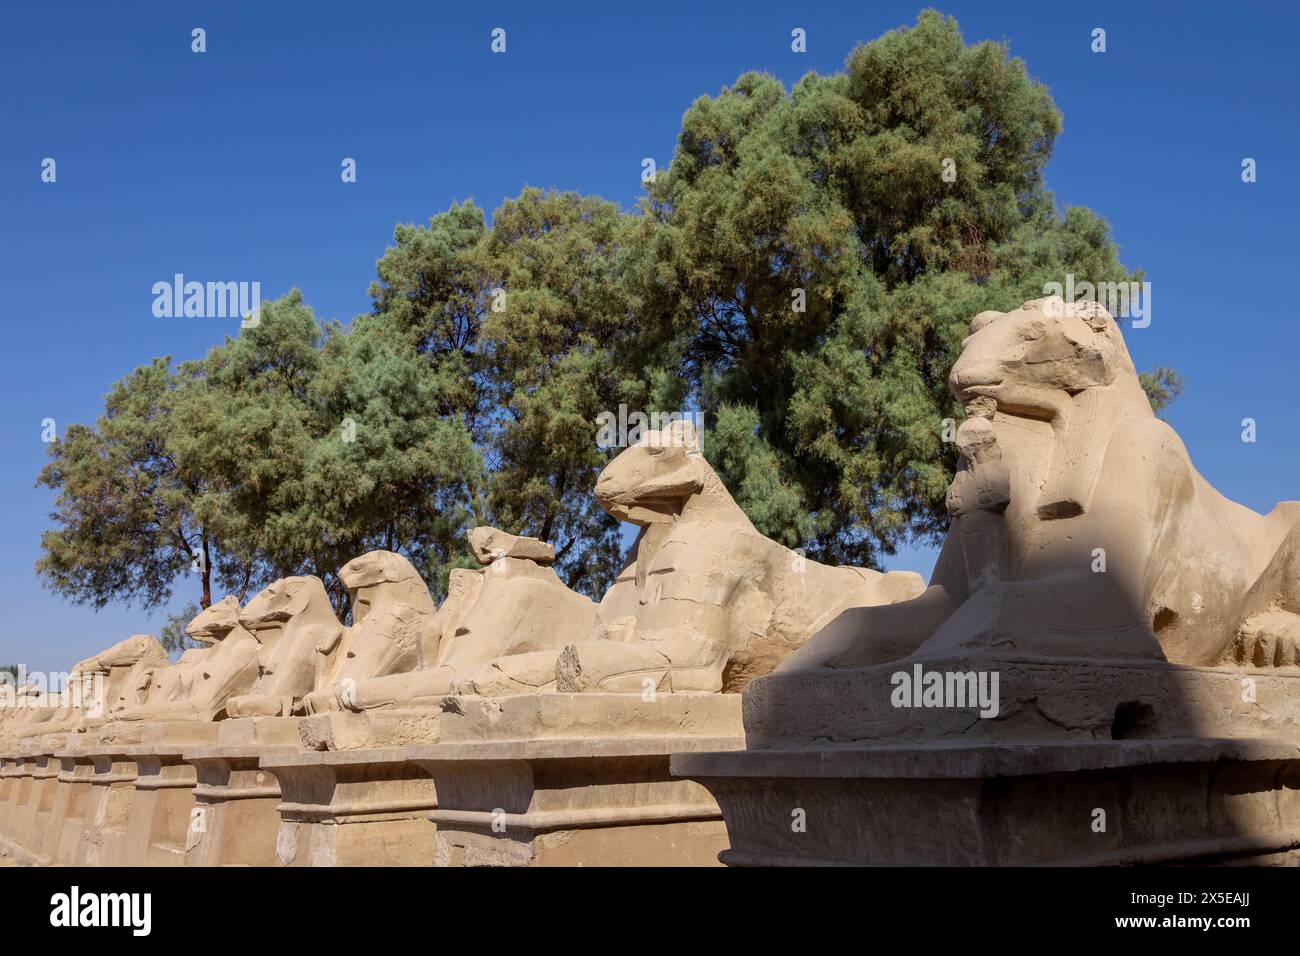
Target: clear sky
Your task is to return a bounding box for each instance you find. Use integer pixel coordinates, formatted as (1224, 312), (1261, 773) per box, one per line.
(2, 1), (1297, 673)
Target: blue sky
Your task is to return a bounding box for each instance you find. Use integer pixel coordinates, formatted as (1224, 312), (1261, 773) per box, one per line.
(2, 1), (1297, 672)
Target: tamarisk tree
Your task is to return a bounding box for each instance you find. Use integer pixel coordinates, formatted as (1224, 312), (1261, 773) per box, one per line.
(631, 10), (1153, 567)
(36, 12), (1172, 622)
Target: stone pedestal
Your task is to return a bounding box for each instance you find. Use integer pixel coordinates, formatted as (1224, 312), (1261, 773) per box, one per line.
(675, 657), (1300, 865)
(262, 747), (438, 867)
(183, 747), (290, 866)
(14, 754), (60, 852)
(413, 693), (743, 866)
(0, 751), (62, 864)
(0, 754), (36, 838)
(736, 656), (1300, 750)
(0, 755), (17, 822)
(46, 751), (95, 864)
(77, 752), (139, 866)
(182, 716), (324, 867)
(118, 748), (197, 866)
(265, 692), (745, 867)
(70, 720), (219, 866)
(675, 738), (1300, 865)
(413, 736), (738, 867)
(0, 717), (313, 867)
(183, 728), (300, 868)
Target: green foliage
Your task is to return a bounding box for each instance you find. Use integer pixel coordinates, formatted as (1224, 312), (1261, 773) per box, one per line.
(160, 604), (201, 654)
(1139, 366), (1185, 417)
(37, 357), (214, 610)
(634, 9), (1153, 566)
(36, 11), (1177, 624)
(362, 190), (643, 595)
(38, 191), (650, 613)
(38, 291), (495, 615)
(474, 189), (640, 592)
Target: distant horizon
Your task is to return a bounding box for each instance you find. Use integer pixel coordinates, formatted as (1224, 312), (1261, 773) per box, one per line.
(3, 0), (1297, 673)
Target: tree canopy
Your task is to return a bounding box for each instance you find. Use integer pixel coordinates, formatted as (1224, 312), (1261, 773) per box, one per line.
(36, 11), (1166, 624)
(631, 10), (1143, 565)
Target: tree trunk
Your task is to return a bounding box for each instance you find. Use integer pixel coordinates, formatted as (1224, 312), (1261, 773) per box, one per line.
(539, 466), (567, 542)
(200, 535), (212, 609)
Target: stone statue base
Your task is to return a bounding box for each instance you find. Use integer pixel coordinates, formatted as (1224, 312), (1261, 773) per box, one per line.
(263, 693), (744, 867)
(675, 737), (1300, 865)
(739, 655), (1300, 748)
(0, 696), (744, 866)
(0, 717), (302, 867)
(674, 660), (1300, 865)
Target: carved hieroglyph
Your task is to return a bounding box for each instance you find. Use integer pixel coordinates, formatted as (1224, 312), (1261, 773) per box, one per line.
(555, 420), (925, 693)
(777, 295), (1300, 674)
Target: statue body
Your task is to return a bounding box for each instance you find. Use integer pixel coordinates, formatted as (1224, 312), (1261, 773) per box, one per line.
(781, 296), (1300, 674)
(5, 635), (167, 740)
(307, 541), (598, 709)
(307, 425), (923, 711)
(227, 576), (344, 718)
(133, 646), (210, 711)
(301, 552), (442, 713)
(0, 684), (48, 741)
(557, 419), (924, 693)
(110, 597), (259, 723)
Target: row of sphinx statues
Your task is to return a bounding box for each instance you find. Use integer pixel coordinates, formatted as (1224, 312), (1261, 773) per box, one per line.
(9, 293), (1300, 748)
(0, 418), (926, 741)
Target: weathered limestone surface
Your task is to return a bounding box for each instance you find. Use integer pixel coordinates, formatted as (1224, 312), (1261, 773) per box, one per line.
(226, 577), (345, 719)
(416, 694), (743, 867)
(322, 533), (599, 705)
(304, 551), (462, 711)
(4, 636), (167, 742)
(467, 526), (556, 565)
(268, 693), (743, 867)
(556, 419), (924, 693)
(674, 297), (1300, 865)
(263, 746), (439, 867)
(112, 599), (260, 724)
(317, 429), (923, 711)
(676, 738), (1300, 865)
(0, 534), (759, 869)
(12, 299), (1293, 868)
(3, 689), (742, 867)
(183, 717), (302, 867)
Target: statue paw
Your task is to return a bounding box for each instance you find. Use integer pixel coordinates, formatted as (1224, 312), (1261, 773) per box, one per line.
(1235, 609), (1300, 666)
(554, 641), (671, 693)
